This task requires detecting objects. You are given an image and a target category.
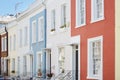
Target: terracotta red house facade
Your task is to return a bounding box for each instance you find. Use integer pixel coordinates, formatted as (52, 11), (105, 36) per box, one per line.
(71, 0), (115, 80)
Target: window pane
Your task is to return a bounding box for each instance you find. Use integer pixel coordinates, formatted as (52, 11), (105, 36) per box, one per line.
(92, 40), (101, 75)
(61, 4), (66, 26)
(92, 0), (104, 21)
(76, 0), (85, 26)
(51, 10), (55, 29)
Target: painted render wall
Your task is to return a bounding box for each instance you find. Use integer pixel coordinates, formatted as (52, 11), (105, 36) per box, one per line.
(30, 8), (46, 77)
(46, 0), (72, 76)
(7, 21), (18, 76)
(115, 0), (120, 80)
(17, 15), (30, 76)
(71, 0), (115, 80)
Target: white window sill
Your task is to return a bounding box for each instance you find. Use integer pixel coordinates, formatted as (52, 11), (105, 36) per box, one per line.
(50, 31), (56, 35)
(59, 27), (67, 32)
(75, 23), (86, 28)
(38, 39), (44, 42)
(91, 17), (105, 23)
(87, 76), (99, 80)
(32, 41), (36, 43)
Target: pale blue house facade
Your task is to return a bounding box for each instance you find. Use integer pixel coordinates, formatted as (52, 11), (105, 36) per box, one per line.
(30, 9), (46, 78)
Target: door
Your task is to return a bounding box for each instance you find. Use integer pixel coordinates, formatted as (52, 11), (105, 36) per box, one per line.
(7, 59), (10, 76)
(72, 45), (79, 80)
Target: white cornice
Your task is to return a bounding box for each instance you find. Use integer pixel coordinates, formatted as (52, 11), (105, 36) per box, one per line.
(7, 20), (17, 30)
(16, 0), (45, 21)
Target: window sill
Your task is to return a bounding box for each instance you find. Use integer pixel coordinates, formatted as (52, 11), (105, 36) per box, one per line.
(38, 39), (44, 42)
(91, 17), (105, 23)
(75, 24), (86, 28)
(87, 76), (99, 80)
(50, 31), (56, 35)
(59, 27), (67, 32)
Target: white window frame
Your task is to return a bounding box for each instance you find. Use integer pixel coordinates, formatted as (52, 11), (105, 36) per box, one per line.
(38, 17), (44, 41)
(87, 36), (103, 80)
(32, 20), (37, 43)
(91, 0), (104, 23)
(76, 0), (86, 28)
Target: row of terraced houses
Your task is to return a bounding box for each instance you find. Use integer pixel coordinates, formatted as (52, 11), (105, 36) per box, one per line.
(0, 0), (120, 80)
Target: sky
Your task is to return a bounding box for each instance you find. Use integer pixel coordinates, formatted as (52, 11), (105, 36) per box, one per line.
(0, 0), (35, 16)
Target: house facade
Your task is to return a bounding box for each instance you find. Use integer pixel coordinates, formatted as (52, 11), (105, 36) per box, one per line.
(0, 16), (15, 76)
(0, 25), (8, 76)
(7, 20), (18, 76)
(29, 0), (46, 78)
(71, 0), (115, 80)
(16, 12), (30, 77)
(115, 0), (120, 80)
(46, 0), (78, 79)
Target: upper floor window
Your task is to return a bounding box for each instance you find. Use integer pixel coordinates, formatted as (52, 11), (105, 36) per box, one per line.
(60, 4), (67, 28)
(13, 35), (16, 50)
(32, 20), (36, 43)
(91, 0), (104, 22)
(51, 9), (56, 32)
(2, 36), (7, 51)
(38, 17), (44, 41)
(24, 27), (28, 45)
(58, 47), (65, 73)
(12, 58), (15, 71)
(19, 29), (22, 47)
(76, 0), (86, 27)
(9, 36), (12, 51)
(87, 36), (103, 79)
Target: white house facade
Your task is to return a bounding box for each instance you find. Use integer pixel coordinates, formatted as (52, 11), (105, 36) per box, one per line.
(46, 0), (80, 79)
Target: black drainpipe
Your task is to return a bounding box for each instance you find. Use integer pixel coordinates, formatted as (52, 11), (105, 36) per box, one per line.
(5, 26), (8, 76)
(5, 27), (8, 56)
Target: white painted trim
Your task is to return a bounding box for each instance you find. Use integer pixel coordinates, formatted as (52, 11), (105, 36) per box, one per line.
(87, 36), (103, 80)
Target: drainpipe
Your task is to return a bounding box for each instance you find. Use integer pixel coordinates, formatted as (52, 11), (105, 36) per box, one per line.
(0, 35), (1, 75)
(5, 26), (8, 76)
(5, 27), (8, 57)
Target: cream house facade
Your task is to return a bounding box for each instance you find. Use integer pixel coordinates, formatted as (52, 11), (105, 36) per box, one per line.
(7, 21), (18, 76)
(115, 0), (120, 80)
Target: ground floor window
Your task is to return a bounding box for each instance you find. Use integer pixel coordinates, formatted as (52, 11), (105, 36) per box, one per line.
(58, 47), (65, 73)
(87, 36), (103, 79)
(12, 58), (15, 73)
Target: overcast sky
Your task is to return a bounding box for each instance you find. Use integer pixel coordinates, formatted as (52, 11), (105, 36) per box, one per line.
(0, 0), (35, 16)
